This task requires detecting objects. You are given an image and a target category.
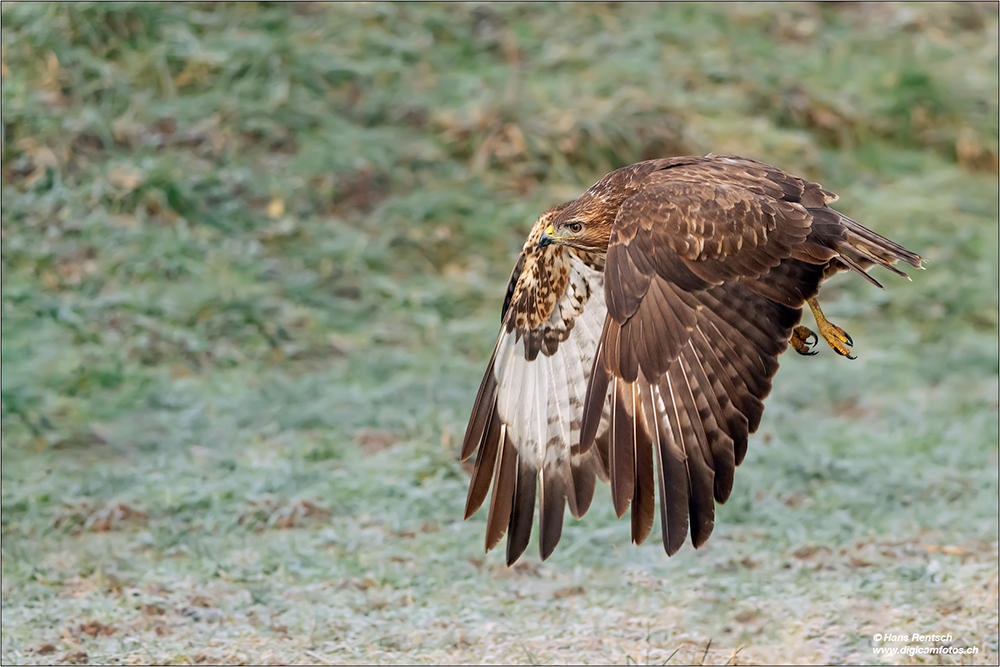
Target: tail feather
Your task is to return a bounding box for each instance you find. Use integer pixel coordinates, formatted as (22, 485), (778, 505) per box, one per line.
(837, 214), (924, 285)
(802, 209), (924, 287)
(836, 253), (886, 289)
(840, 215), (924, 271)
(847, 242), (912, 280)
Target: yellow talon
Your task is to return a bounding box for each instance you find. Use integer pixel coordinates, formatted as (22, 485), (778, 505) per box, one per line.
(807, 297), (856, 360)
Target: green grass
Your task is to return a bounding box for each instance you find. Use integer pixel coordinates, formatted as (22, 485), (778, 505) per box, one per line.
(2, 2), (998, 664)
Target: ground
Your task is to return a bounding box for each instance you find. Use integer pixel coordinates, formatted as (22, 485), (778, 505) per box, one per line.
(1, 3), (998, 664)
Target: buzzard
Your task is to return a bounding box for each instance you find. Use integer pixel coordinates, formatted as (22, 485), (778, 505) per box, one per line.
(461, 155), (923, 565)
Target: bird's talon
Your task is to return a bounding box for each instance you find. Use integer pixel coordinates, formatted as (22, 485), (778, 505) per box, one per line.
(828, 337), (853, 357)
(790, 326), (819, 356)
(806, 298), (855, 358)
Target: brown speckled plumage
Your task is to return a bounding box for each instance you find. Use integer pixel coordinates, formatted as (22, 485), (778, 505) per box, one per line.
(462, 155), (923, 563)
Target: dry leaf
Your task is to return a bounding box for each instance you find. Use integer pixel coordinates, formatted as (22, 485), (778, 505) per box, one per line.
(924, 544), (971, 556)
(109, 166), (144, 194)
(355, 428), (400, 455)
(78, 621), (116, 638)
(266, 198), (285, 218)
(553, 586), (585, 599)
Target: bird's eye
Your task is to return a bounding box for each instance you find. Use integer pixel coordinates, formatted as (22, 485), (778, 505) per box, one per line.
(568, 222), (583, 233)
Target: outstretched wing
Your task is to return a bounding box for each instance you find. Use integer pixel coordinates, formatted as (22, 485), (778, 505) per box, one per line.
(461, 205), (609, 565)
(579, 157), (852, 555)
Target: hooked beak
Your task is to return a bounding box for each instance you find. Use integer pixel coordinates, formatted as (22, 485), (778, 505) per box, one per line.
(539, 224), (557, 248)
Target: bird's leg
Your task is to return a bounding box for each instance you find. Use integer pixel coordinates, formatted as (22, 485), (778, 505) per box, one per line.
(806, 296), (855, 359)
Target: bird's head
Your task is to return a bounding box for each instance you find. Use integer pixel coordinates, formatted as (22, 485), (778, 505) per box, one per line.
(538, 161), (654, 253)
(538, 210), (613, 253)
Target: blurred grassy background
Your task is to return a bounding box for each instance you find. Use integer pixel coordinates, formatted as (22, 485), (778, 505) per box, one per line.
(1, 2), (997, 664)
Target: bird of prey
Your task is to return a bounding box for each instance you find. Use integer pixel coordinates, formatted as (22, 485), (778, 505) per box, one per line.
(461, 155), (923, 566)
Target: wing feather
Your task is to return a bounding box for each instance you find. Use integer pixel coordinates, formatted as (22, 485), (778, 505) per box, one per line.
(680, 340), (738, 502)
(587, 174), (819, 554)
(464, 403), (502, 519)
(648, 382), (690, 555)
(506, 449), (537, 565)
(460, 340), (499, 461)
(630, 381), (656, 545)
(667, 356), (717, 547)
(484, 426), (515, 552)
(462, 207), (610, 564)
(538, 463), (566, 561)
(610, 377), (635, 519)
